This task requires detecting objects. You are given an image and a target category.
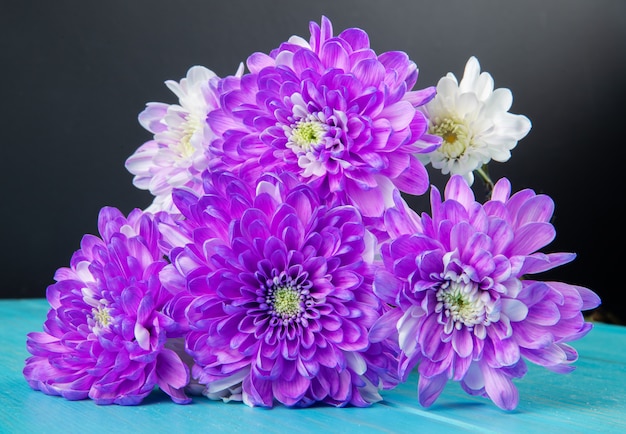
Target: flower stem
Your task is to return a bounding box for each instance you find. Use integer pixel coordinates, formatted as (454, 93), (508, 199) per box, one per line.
(475, 164), (494, 199)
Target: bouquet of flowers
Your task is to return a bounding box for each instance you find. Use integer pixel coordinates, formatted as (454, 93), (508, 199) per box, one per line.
(23, 16), (600, 411)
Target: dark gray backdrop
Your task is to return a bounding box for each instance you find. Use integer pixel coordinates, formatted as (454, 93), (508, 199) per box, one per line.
(2, 1), (625, 323)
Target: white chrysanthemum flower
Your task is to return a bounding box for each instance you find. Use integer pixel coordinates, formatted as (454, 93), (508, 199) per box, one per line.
(419, 56), (531, 185)
(126, 64), (242, 213)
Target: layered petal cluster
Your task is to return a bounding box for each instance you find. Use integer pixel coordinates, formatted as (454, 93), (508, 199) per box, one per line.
(207, 16), (440, 217)
(125, 66), (226, 213)
(419, 57), (531, 185)
(160, 171), (399, 407)
(23, 208), (190, 405)
(371, 175), (600, 410)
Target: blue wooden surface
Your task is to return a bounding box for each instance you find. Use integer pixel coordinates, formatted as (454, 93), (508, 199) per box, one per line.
(1, 298), (624, 433)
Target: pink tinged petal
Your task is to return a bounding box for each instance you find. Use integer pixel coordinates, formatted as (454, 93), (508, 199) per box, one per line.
(403, 87), (437, 107)
(507, 222), (555, 256)
(391, 156), (429, 195)
(345, 179), (385, 217)
(352, 58), (385, 88)
(488, 219), (514, 255)
(450, 221), (474, 252)
(490, 178), (512, 203)
(444, 175), (475, 210)
(292, 49), (323, 75)
(379, 100), (415, 131)
(156, 348), (191, 404)
(505, 189), (537, 217)
(246, 52), (275, 73)
(320, 40), (350, 70)
(338, 27), (370, 51)
(480, 364), (519, 410)
(417, 373), (448, 407)
(518, 252), (576, 275)
(441, 200), (469, 226)
(515, 195), (555, 225)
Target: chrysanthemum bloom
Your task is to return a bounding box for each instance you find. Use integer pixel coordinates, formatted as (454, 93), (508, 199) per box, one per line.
(159, 171), (399, 407)
(23, 207), (190, 405)
(419, 57), (531, 185)
(370, 175), (600, 410)
(126, 65), (238, 213)
(207, 16), (440, 217)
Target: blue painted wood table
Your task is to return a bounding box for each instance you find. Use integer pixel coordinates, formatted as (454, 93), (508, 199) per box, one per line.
(1, 299), (624, 433)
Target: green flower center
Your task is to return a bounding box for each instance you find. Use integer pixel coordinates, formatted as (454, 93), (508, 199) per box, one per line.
(436, 280), (487, 329)
(289, 120), (327, 152)
(430, 118), (471, 160)
(273, 287), (302, 317)
(264, 272), (314, 324)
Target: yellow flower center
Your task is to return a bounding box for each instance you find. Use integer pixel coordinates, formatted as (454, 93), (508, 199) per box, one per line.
(92, 306), (112, 328)
(431, 118), (471, 160)
(176, 114), (202, 159)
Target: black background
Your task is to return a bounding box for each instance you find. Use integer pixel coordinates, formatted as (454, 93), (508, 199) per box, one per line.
(2, 1), (625, 323)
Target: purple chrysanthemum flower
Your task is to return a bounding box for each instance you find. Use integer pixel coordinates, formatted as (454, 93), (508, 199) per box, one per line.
(370, 175), (600, 410)
(159, 171), (399, 407)
(23, 207), (190, 405)
(207, 16), (440, 217)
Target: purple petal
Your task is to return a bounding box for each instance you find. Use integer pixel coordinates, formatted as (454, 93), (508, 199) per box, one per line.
(508, 223), (555, 256)
(480, 364), (519, 410)
(156, 348), (191, 403)
(392, 156), (429, 195)
(444, 175), (475, 209)
(369, 308), (403, 343)
(293, 49), (323, 75)
(345, 179), (384, 217)
(490, 178), (511, 203)
(403, 87), (436, 106)
(338, 27), (370, 51)
(515, 195), (554, 225)
(373, 270), (402, 303)
(352, 58), (385, 88)
(519, 252), (576, 275)
(452, 327), (473, 358)
(418, 373), (448, 407)
(320, 40), (350, 70)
